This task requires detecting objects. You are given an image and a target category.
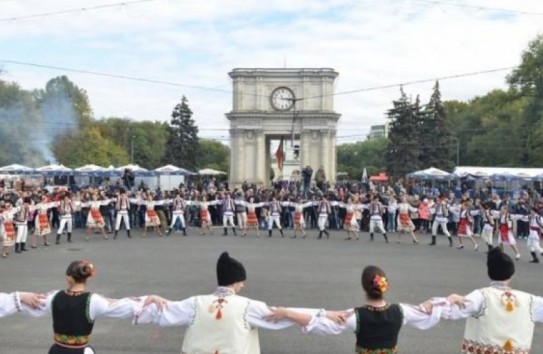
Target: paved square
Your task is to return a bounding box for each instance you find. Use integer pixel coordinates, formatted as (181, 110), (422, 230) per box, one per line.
(1, 229), (542, 353)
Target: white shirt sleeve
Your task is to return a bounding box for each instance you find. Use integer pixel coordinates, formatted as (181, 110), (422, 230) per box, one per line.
(247, 301), (321, 330)
(89, 294), (145, 321)
(0, 292), (20, 318)
(18, 290), (58, 318)
(439, 290), (484, 320)
(531, 296), (543, 322)
(400, 302), (443, 329)
(302, 308), (356, 335)
(134, 297), (195, 327)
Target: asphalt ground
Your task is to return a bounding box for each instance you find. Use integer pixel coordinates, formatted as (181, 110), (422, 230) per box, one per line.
(1, 228), (542, 354)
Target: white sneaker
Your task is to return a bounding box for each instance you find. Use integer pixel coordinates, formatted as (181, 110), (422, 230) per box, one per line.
(515, 254), (521, 260)
(457, 245), (464, 249)
(474, 244), (479, 251)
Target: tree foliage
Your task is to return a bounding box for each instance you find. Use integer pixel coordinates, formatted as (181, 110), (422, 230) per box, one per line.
(337, 138), (389, 179)
(196, 139), (229, 172)
(162, 96), (200, 169)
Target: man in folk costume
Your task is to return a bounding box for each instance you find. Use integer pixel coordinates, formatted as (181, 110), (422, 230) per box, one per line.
(267, 196), (284, 237)
(315, 195), (332, 239)
(168, 192), (188, 236)
(14, 197), (31, 253)
(497, 204), (521, 260)
(135, 252), (321, 354)
(114, 188), (131, 239)
(429, 195), (453, 247)
(480, 201), (496, 251)
(527, 207), (543, 263)
(56, 193), (75, 245)
(221, 193), (237, 236)
(435, 247), (543, 354)
(368, 195), (388, 243)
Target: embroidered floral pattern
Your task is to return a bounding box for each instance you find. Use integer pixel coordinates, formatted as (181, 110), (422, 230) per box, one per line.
(501, 291), (519, 312)
(54, 333), (90, 346)
(355, 345), (397, 354)
(461, 339), (528, 354)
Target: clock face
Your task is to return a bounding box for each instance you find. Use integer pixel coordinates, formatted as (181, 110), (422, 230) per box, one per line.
(270, 87), (295, 111)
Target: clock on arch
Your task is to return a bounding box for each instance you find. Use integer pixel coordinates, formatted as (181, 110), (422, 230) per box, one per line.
(270, 86), (295, 111)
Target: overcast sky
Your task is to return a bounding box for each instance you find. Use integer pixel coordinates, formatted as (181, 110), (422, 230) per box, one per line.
(1, 0), (542, 144)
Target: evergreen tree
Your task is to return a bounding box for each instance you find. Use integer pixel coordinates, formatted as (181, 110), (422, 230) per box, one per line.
(163, 96), (199, 169)
(420, 81), (454, 169)
(385, 88), (422, 177)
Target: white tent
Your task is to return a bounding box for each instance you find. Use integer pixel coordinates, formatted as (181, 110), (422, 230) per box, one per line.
(75, 164), (106, 173)
(0, 164), (35, 174)
(36, 164), (73, 175)
(154, 164), (195, 175)
(115, 164), (148, 172)
(199, 168), (227, 175)
(452, 166), (543, 179)
(408, 167), (451, 180)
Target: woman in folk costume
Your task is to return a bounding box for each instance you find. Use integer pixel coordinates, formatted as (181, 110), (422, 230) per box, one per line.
(429, 195), (453, 247)
(0, 292), (44, 317)
(526, 207), (543, 263)
(136, 252), (323, 354)
(14, 197), (32, 253)
(56, 193), (75, 245)
(31, 195), (55, 248)
(430, 247), (543, 354)
(114, 188), (131, 239)
(196, 195), (219, 236)
(269, 265), (445, 353)
(141, 194), (164, 237)
(337, 197), (363, 240)
(82, 193), (110, 240)
(286, 197), (313, 239)
(16, 260), (147, 354)
(233, 196), (264, 237)
(1, 201), (18, 258)
(497, 204), (521, 260)
(453, 198), (479, 251)
(396, 195), (419, 243)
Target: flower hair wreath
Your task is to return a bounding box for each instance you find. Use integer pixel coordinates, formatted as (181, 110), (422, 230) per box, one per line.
(373, 275), (389, 293)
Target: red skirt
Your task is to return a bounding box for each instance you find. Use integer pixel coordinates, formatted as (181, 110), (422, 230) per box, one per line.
(146, 210), (160, 226)
(36, 213), (51, 236)
(4, 222), (15, 239)
(200, 209), (209, 222)
(344, 212), (353, 225)
(458, 218), (472, 237)
(499, 224), (511, 242)
(247, 212), (258, 227)
(89, 210), (105, 227)
(294, 212), (303, 228)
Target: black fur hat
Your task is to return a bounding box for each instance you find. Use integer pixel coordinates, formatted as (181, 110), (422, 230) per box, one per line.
(217, 252), (246, 286)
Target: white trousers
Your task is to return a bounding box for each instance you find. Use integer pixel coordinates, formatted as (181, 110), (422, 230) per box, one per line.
(317, 214), (328, 231)
(528, 231), (543, 253)
(268, 215), (282, 230)
(370, 219), (386, 234)
(432, 218), (451, 237)
(15, 223), (28, 242)
(58, 217), (73, 234)
(237, 212), (247, 229)
(115, 212), (130, 231)
(170, 212), (185, 229)
(480, 224), (494, 245)
(223, 212), (235, 227)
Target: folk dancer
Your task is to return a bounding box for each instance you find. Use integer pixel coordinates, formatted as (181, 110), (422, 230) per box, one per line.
(455, 199), (479, 251)
(168, 193), (188, 236)
(316, 196), (332, 239)
(267, 196), (285, 237)
(429, 195), (453, 247)
(14, 197), (32, 253)
(527, 207), (543, 263)
(368, 196), (389, 243)
(269, 265), (445, 354)
(142, 195), (165, 237)
(31, 195), (54, 248)
(0, 292), (44, 317)
(289, 198), (313, 239)
(497, 204), (521, 260)
(16, 260), (148, 354)
(396, 196), (419, 243)
(135, 252), (322, 354)
(480, 202), (496, 251)
(431, 247), (543, 354)
(1, 201), (18, 258)
(221, 194), (237, 236)
(337, 198), (362, 240)
(235, 197), (264, 237)
(114, 188), (131, 239)
(83, 194), (110, 240)
(56, 193), (75, 245)
(197, 196), (218, 236)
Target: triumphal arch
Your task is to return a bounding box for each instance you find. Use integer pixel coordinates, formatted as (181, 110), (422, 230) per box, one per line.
(226, 68), (340, 187)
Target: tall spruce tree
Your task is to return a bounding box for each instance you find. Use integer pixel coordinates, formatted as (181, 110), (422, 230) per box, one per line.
(420, 81), (454, 170)
(385, 88), (422, 177)
(163, 96), (199, 169)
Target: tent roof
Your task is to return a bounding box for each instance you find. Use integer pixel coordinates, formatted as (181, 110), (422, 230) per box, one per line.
(75, 164), (106, 172)
(0, 164), (34, 172)
(36, 164), (72, 172)
(453, 166), (543, 178)
(199, 168), (227, 175)
(115, 164), (148, 172)
(369, 173), (388, 181)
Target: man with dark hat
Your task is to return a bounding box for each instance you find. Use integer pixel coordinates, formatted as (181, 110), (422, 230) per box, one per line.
(435, 247), (543, 353)
(136, 252), (320, 354)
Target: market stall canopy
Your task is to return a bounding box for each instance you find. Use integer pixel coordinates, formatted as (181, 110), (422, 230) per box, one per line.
(369, 173), (388, 182)
(0, 164), (35, 174)
(198, 168), (227, 176)
(115, 164), (155, 176)
(407, 167), (451, 180)
(74, 164), (107, 177)
(36, 164), (73, 176)
(452, 166), (543, 180)
(155, 164), (196, 176)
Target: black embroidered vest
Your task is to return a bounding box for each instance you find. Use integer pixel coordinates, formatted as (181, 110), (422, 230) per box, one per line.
(52, 291), (94, 347)
(355, 304), (403, 352)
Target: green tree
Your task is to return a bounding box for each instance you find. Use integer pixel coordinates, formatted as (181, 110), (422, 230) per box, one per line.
(385, 88), (422, 177)
(337, 138), (389, 179)
(162, 96), (199, 169)
(197, 139), (229, 172)
(420, 81), (454, 170)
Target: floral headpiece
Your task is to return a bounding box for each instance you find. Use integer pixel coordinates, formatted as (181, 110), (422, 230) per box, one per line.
(373, 275), (388, 293)
(82, 260), (97, 278)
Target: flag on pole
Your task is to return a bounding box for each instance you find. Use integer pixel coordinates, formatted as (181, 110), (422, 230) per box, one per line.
(275, 137), (284, 171)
